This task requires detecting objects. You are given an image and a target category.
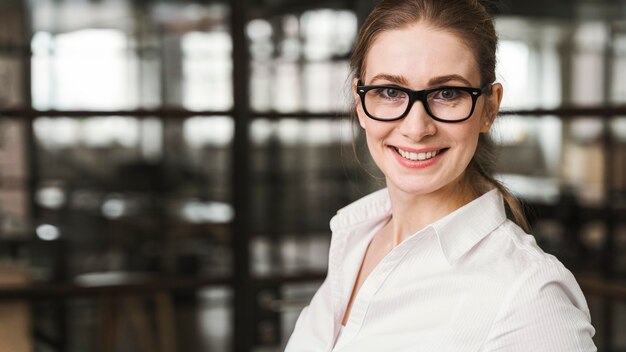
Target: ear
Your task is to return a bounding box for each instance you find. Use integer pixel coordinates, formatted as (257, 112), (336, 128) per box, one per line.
(480, 83), (503, 133)
(353, 78), (367, 129)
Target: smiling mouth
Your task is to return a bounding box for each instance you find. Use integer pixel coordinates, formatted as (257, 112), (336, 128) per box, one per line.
(394, 147), (447, 161)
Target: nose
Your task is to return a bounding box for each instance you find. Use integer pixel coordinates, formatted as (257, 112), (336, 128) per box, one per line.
(397, 100), (437, 141)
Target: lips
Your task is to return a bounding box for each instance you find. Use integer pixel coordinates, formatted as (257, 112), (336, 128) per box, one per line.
(393, 147), (447, 162)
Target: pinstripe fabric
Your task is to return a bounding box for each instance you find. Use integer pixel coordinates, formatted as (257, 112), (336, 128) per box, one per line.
(285, 189), (596, 352)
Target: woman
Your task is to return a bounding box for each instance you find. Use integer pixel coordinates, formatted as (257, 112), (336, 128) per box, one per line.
(285, 0), (596, 351)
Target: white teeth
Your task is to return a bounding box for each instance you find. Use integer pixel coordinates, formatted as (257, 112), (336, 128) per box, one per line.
(396, 148), (440, 161)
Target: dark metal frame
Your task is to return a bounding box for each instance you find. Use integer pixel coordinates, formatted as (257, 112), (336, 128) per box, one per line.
(230, 0), (256, 351)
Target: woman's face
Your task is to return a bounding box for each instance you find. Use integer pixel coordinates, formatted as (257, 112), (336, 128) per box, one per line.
(356, 22), (502, 199)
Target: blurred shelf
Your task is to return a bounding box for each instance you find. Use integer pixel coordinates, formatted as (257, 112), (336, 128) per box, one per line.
(0, 108), (234, 119)
(525, 201), (626, 223)
(1, 272), (623, 306)
(0, 108), (342, 119)
(253, 270), (326, 287)
(500, 105), (626, 118)
(2, 105), (626, 120)
(0, 275), (232, 300)
(0, 270), (327, 301)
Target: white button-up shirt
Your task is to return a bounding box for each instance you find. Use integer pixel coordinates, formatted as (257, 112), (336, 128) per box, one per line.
(285, 189), (596, 352)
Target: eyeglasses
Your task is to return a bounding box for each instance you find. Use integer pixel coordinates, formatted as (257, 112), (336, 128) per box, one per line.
(356, 80), (487, 123)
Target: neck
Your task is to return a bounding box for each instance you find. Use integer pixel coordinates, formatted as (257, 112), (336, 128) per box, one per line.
(386, 177), (477, 247)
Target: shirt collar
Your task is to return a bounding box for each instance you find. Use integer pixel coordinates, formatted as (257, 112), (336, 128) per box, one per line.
(330, 188), (392, 233)
(431, 189), (507, 264)
(330, 188), (507, 264)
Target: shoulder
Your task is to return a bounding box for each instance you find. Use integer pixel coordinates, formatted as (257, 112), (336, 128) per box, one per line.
(464, 218), (591, 320)
(456, 216), (589, 304)
(485, 219), (590, 304)
(477, 219), (562, 276)
(479, 221), (596, 351)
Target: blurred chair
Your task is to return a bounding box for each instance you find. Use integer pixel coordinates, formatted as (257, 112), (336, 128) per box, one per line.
(76, 272), (177, 352)
(0, 264), (31, 352)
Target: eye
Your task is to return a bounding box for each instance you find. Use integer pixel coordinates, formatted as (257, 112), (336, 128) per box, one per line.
(374, 88), (403, 99)
(436, 89), (460, 100)
(384, 88), (400, 98)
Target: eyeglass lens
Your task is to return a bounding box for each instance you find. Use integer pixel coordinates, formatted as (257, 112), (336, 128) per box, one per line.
(364, 87), (475, 121)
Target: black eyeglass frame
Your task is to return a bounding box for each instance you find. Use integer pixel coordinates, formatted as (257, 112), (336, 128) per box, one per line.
(356, 80), (488, 123)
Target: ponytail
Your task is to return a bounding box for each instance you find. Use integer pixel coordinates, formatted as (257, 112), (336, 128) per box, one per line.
(469, 134), (531, 233)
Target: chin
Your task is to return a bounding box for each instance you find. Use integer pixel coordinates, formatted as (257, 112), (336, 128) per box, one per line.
(386, 177), (443, 196)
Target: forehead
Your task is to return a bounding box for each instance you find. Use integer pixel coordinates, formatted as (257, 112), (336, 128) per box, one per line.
(364, 23), (480, 87)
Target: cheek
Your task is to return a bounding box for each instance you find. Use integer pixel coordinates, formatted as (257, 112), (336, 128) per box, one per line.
(363, 126), (383, 154)
(364, 130), (390, 172)
(449, 126), (481, 159)
(361, 120), (394, 160)
(461, 131), (481, 161)
(362, 118), (393, 144)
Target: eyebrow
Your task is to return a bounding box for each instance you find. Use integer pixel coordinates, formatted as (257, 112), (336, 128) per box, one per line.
(369, 73), (473, 87)
(428, 74), (473, 87)
(370, 74), (409, 86)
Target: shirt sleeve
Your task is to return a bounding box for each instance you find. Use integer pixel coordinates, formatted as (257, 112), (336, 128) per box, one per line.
(481, 260), (597, 352)
(285, 276), (335, 352)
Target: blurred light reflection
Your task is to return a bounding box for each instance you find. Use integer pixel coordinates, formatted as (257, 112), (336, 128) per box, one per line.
(36, 186), (66, 209)
(101, 197), (126, 219)
(36, 224), (60, 241)
(180, 201), (234, 224)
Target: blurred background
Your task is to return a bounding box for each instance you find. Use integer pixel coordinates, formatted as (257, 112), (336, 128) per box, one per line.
(0, 0), (625, 351)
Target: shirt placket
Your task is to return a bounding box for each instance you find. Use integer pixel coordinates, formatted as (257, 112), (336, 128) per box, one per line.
(333, 234), (423, 351)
